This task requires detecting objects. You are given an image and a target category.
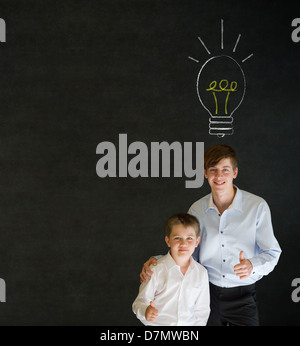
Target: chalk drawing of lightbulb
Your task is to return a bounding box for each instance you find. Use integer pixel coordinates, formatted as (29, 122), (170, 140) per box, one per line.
(197, 55), (245, 137)
(189, 19), (253, 138)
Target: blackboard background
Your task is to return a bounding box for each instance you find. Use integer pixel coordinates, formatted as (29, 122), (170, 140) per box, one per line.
(0, 0), (299, 326)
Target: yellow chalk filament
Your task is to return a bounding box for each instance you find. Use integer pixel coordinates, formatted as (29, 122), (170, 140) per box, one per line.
(206, 80), (237, 115)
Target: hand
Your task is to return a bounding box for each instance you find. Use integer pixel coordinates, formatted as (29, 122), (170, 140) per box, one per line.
(145, 301), (159, 322)
(140, 257), (157, 283)
(234, 251), (253, 279)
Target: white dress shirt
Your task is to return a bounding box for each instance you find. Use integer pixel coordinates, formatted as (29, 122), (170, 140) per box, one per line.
(188, 186), (282, 288)
(132, 252), (210, 326)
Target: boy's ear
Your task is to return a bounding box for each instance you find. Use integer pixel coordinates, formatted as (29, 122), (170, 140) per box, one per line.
(165, 236), (171, 247)
(195, 236), (200, 248)
(233, 167), (238, 179)
(204, 170), (208, 179)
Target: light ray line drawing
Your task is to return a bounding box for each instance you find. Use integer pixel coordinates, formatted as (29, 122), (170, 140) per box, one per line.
(188, 56), (199, 63)
(198, 36), (211, 55)
(233, 34), (241, 52)
(242, 53), (254, 63)
(221, 19), (224, 50)
(189, 19), (253, 137)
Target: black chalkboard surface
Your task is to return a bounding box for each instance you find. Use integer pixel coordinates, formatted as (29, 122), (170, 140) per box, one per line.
(0, 0), (299, 326)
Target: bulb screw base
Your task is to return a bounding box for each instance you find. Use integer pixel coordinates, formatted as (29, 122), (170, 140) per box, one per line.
(209, 116), (233, 137)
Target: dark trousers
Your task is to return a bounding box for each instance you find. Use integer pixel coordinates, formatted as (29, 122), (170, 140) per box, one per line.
(207, 283), (259, 326)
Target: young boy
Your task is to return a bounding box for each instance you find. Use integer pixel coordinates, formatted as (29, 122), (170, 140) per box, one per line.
(132, 213), (210, 326)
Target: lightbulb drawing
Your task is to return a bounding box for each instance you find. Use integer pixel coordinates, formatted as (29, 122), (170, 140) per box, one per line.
(197, 55), (245, 137)
(189, 19), (253, 138)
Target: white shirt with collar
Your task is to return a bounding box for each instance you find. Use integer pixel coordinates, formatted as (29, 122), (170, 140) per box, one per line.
(132, 252), (210, 326)
(188, 186), (282, 288)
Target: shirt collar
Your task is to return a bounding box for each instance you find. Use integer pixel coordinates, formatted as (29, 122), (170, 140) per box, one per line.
(165, 251), (195, 271)
(206, 185), (243, 213)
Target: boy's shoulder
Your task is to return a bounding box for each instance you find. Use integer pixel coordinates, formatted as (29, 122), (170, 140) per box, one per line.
(192, 258), (208, 275)
(237, 188), (269, 211)
(188, 192), (211, 213)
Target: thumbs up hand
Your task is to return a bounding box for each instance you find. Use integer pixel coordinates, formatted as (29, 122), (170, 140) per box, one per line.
(145, 301), (159, 322)
(233, 251), (253, 279)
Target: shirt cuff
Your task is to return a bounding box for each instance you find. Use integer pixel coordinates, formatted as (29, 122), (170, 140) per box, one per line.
(249, 257), (260, 276)
(136, 304), (147, 322)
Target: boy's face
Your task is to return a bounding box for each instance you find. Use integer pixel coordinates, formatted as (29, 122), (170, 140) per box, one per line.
(165, 224), (200, 261)
(204, 157), (238, 194)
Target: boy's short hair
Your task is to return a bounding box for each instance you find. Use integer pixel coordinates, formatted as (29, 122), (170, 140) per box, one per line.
(204, 144), (238, 171)
(165, 213), (200, 238)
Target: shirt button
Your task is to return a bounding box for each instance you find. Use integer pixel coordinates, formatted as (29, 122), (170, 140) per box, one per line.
(223, 259), (225, 262)
(222, 275), (225, 278)
(222, 244), (224, 247)
(220, 231), (223, 234)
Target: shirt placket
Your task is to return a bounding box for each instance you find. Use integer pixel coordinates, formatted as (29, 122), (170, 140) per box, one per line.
(176, 269), (185, 326)
(219, 210), (228, 287)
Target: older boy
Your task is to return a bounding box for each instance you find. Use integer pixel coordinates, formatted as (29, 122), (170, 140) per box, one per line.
(141, 145), (281, 326)
(132, 213), (210, 326)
